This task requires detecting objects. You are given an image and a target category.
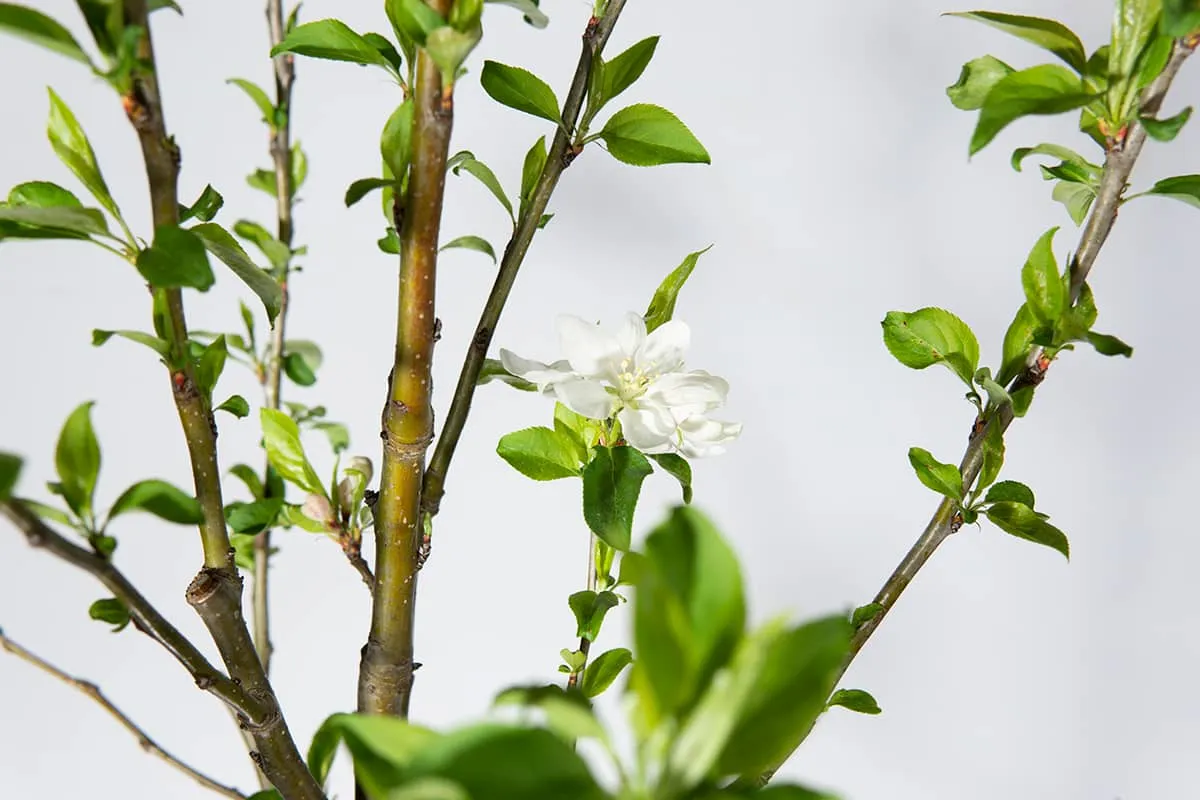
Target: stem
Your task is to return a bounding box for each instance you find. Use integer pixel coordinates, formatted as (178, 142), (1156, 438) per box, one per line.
(252, 0), (299, 680)
(0, 629), (247, 799)
(566, 536), (599, 691)
(121, 4), (323, 797)
(420, 0), (629, 518)
(357, 0), (455, 723)
(753, 39), (1195, 787)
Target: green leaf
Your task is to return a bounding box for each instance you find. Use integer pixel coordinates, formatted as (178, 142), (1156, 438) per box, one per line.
(1086, 331), (1133, 357)
(233, 219), (291, 270)
(828, 688), (881, 715)
(46, 88), (122, 222)
(986, 501), (1070, 559)
(284, 340), (324, 373)
(477, 358), (537, 391)
(440, 235), (496, 263)
(226, 498), (284, 535)
(1162, 0), (1200, 35)
(55, 401), (100, 520)
(484, 0), (548, 28)
(633, 506), (745, 723)
(1011, 142), (1100, 175)
(386, 0), (446, 48)
(594, 36), (659, 109)
(0, 451), (21, 499)
(480, 60), (561, 122)
(108, 479), (203, 525)
(190, 223), (282, 323)
(977, 420), (1005, 493)
(261, 408), (326, 496)
(450, 153), (514, 220)
(1052, 180), (1096, 226)
(216, 395), (250, 418)
(425, 26), (482, 85)
(270, 18), (393, 71)
(0, 3), (92, 65)
(496, 426), (581, 481)
(1141, 106), (1192, 141)
(227, 78), (276, 125)
(851, 602), (883, 628)
(946, 11), (1086, 72)
(649, 452), (693, 503)
(969, 65), (1094, 156)
(880, 307), (980, 387)
(907, 447), (963, 502)
(1111, 0), (1161, 87)
(312, 421), (350, 454)
(985, 480), (1036, 508)
(568, 590), (619, 641)
(998, 303), (1038, 385)
(88, 597), (129, 632)
(493, 686), (606, 743)
(581, 647), (633, 698)
(308, 712), (440, 794)
(598, 103), (711, 166)
(644, 246), (711, 333)
(1021, 227), (1067, 324)
(7, 180), (83, 208)
(180, 184), (224, 223)
(974, 366), (1012, 411)
(345, 177), (397, 208)
(715, 615), (851, 777)
(229, 464), (264, 500)
(519, 135), (547, 214)
(283, 352), (317, 386)
(136, 225), (215, 291)
(91, 328), (170, 357)
(1140, 174), (1200, 208)
(195, 335), (228, 397)
(382, 100), (415, 181)
(582, 445), (653, 551)
(0, 204), (109, 238)
(946, 55), (1015, 110)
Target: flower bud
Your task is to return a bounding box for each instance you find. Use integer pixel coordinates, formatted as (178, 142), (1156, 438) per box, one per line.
(343, 456), (374, 485)
(301, 493), (334, 526)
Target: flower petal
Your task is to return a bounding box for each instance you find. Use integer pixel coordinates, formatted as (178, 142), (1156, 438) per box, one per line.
(553, 377), (618, 420)
(677, 415), (742, 458)
(636, 319), (690, 374)
(614, 312), (647, 359)
(499, 349), (575, 388)
(618, 405), (676, 453)
(644, 371), (729, 416)
(557, 315), (623, 378)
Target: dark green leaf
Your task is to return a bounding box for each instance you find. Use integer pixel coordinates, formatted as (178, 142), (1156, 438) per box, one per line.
(0, 3), (92, 65)
(440, 235), (496, 262)
(136, 225), (215, 291)
(880, 306), (980, 386)
(496, 426), (581, 480)
(346, 177), (398, 208)
(828, 688), (882, 715)
(599, 103), (711, 166)
(189, 223), (282, 323)
(55, 401), (100, 519)
(195, 335), (227, 396)
(108, 479), (203, 525)
(649, 452), (693, 503)
(180, 184), (224, 223)
(284, 340), (324, 372)
(985, 480), (1036, 508)
(644, 245), (711, 333)
(986, 501), (1070, 559)
(283, 351), (317, 386)
(225, 498), (284, 535)
(969, 65), (1094, 156)
(1021, 227), (1066, 324)
(1141, 106), (1192, 141)
(946, 55), (1014, 110)
(1140, 174), (1200, 208)
(0, 203), (109, 238)
(450, 153), (513, 220)
(907, 447), (963, 501)
(581, 647), (633, 698)
(480, 60), (561, 122)
(88, 597), (129, 632)
(232, 219), (290, 270)
(582, 445), (652, 551)
(1162, 0), (1200, 36)
(46, 88), (122, 221)
(0, 451), (21, 499)
(1086, 331), (1133, 357)
(595, 36), (659, 108)
(568, 590), (619, 641)
(229, 464), (264, 499)
(261, 408), (325, 495)
(227, 78), (275, 125)
(382, 100), (415, 181)
(270, 18), (394, 71)
(307, 712), (440, 794)
(216, 394), (250, 418)
(91, 328), (170, 357)
(946, 11), (1086, 72)
(477, 358), (537, 391)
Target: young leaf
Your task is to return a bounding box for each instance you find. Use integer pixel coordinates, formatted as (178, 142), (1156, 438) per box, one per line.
(227, 78), (275, 125)
(907, 447), (964, 502)
(598, 104), (711, 166)
(270, 19), (394, 71)
(998, 303), (1038, 386)
(91, 329), (170, 357)
(1011, 142), (1099, 175)
(1141, 106), (1193, 141)
(381, 100), (415, 181)
(568, 590), (619, 641)
(880, 307), (980, 386)
(195, 335), (228, 396)
(485, 0), (548, 28)
(828, 688), (882, 715)
(1086, 331), (1133, 357)
(260, 408), (326, 496)
(386, 0), (446, 47)
(649, 452), (693, 503)
(851, 602), (883, 628)
(496, 426), (581, 480)
(229, 464), (264, 500)
(581, 647), (633, 698)
(519, 135), (547, 214)
(582, 445), (653, 551)
(0, 4), (93, 65)
(345, 177), (398, 208)
(450, 153), (514, 219)
(946, 11), (1087, 72)
(1052, 180), (1096, 225)
(136, 225), (215, 291)
(283, 351), (317, 386)
(985, 479), (1037, 507)
(216, 395), (250, 418)
(0, 204), (110, 238)
(233, 220), (291, 269)
(986, 501), (1070, 559)
(594, 36), (659, 109)
(440, 235), (496, 263)
(284, 340), (324, 373)
(180, 184), (224, 223)
(89, 598), (129, 632)
(480, 60), (561, 122)
(0, 451), (22, 499)
(969, 65), (1094, 156)
(1139, 174), (1200, 208)
(46, 88), (122, 221)
(1021, 227), (1066, 324)
(644, 245), (711, 333)
(977, 421), (1005, 493)
(55, 401), (100, 520)
(946, 55), (1014, 110)
(190, 223), (282, 323)
(108, 479), (203, 525)
(226, 498), (284, 535)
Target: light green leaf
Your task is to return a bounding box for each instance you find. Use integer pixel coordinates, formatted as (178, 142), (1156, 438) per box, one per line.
(581, 647), (633, 698)
(1051, 179), (1096, 225)
(644, 245), (711, 333)
(0, 3), (92, 65)
(986, 501), (1070, 559)
(55, 401), (100, 520)
(496, 426), (581, 480)
(386, 0), (445, 48)
(136, 225), (215, 290)
(594, 36), (659, 109)
(46, 88), (122, 222)
(1021, 227), (1066, 324)
(450, 153), (514, 220)
(91, 328), (170, 357)
(108, 479), (203, 525)
(519, 135), (547, 215)
(1011, 143), (1099, 175)
(1141, 106), (1192, 141)
(0, 204), (109, 238)
(382, 99), (415, 181)
(969, 65), (1094, 156)
(997, 303), (1038, 386)
(270, 19), (393, 71)
(260, 408), (326, 496)
(308, 712), (440, 791)
(907, 447), (963, 502)
(440, 235), (496, 263)
(480, 60), (561, 122)
(598, 103), (711, 166)
(946, 55), (1014, 110)
(946, 11), (1087, 72)
(986, 479), (1036, 507)
(828, 688), (882, 715)
(195, 335), (228, 396)
(582, 445), (653, 551)
(227, 78), (276, 125)
(484, 0), (548, 28)
(568, 590), (619, 641)
(1139, 174), (1200, 208)
(880, 306), (980, 387)
(233, 219), (290, 270)
(190, 223), (282, 323)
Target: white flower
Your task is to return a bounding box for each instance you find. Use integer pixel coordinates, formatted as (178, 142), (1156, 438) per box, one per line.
(500, 312), (742, 458)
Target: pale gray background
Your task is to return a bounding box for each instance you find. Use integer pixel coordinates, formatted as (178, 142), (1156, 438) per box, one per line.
(2, 1), (1198, 798)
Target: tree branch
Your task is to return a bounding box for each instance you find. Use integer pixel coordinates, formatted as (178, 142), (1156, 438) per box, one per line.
(0, 628), (248, 799)
(421, 0), (629, 518)
(754, 39), (1195, 786)
(358, 0), (456, 723)
(120, 3), (323, 797)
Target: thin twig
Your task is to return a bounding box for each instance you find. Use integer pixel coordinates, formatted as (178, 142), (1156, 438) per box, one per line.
(565, 536), (598, 691)
(753, 39), (1195, 787)
(421, 0), (629, 519)
(0, 629), (247, 799)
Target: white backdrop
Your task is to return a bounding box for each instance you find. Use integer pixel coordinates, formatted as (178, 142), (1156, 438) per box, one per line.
(2, 1), (1198, 798)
